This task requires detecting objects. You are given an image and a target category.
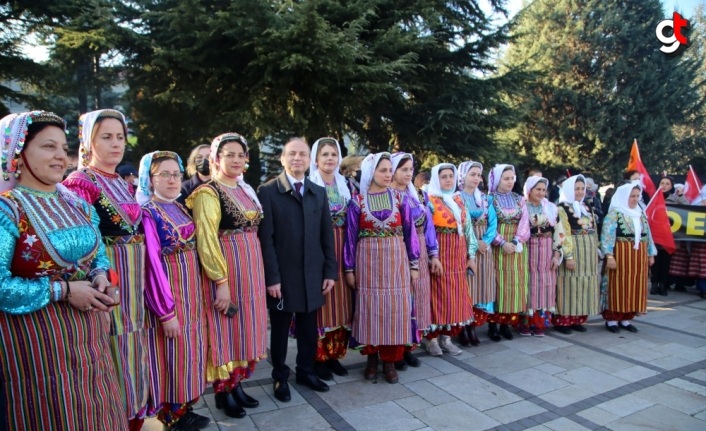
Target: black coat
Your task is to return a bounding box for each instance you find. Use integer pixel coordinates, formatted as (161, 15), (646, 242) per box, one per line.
(257, 172), (337, 313)
(178, 174), (205, 207)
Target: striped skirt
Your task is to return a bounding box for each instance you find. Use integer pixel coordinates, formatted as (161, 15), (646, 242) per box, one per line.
(0, 303), (127, 430)
(669, 242), (690, 277)
(493, 223), (528, 314)
(352, 236), (413, 346)
(689, 243), (706, 278)
(430, 232), (473, 327)
(470, 223), (496, 304)
(104, 239), (150, 419)
(317, 225), (353, 331)
(603, 241), (648, 314)
(527, 235), (557, 311)
(204, 231), (267, 374)
(145, 248), (207, 407)
(556, 234), (600, 316)
(412, 228), (432, 332)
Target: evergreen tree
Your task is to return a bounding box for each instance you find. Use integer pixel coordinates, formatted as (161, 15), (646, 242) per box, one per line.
(501, 0), (701, 182)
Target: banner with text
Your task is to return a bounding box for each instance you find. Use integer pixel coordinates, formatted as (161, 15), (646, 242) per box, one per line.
(666, 204), (706, 242)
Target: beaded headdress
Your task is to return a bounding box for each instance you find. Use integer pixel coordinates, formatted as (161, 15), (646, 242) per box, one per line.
(1, 111), (65, 191)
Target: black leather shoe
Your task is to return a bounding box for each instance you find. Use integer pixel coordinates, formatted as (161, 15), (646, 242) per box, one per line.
(605, 322), (620, 334)
(457, 325), (471, 346)
(570, 324), (587, 332)
(555, 326), (572, 334)
(619, 322), (638, 333)
(403, 351), (421, 368)
(273, 380), (291, 402)
(468, 325), (481, 346)
(674, 285), (687, 292)
(171, 416), (199, 431)
(326, 359), (348, 376)
(394, 360), (408, 371)
(214, 391), (245, 418)
(314, 361), (333, 381)
(231, 383), (259, 408)
(180, 411), (210, 429)
(295, 373), (330, 392)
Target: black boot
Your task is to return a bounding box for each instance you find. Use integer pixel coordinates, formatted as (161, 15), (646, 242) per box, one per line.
(231, 383), (259, 408)
(214, 391), (246, 418)
(658, 283), (668, 296)
(650, 282), (659, 295)
(468, 325), (480, 346)
(488, 323), (502, 342)
(457, 325), (471, 346)
(499, 324), (514, 340)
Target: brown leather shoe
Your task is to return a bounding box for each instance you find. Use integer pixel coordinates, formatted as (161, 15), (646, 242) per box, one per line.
(382, 361), (399, 384)
(364, 353), (378, 380)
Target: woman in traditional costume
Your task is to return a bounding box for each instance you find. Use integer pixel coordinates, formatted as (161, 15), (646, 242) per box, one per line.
(344, 152), (420, 384)
(63, 109), (149, 429)
(0, 111), (127, 430)
(188, 133), (267, 418)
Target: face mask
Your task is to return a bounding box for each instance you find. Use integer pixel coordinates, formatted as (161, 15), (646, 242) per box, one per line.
(131, 178), (139, 187)
(196, 158), (210, 176)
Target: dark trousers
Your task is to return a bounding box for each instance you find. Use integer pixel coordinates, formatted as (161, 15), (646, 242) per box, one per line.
(269, 308), (318, 382)
(651, 247), (672, 287)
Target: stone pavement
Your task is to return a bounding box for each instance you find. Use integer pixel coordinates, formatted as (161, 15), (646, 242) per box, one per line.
(145, 290), (706, 431)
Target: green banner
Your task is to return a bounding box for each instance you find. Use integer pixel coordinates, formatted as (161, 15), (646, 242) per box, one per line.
(666, 204), (706, 242)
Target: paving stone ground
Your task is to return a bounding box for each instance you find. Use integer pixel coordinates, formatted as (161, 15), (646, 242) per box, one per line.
(145, 289), (706, 431)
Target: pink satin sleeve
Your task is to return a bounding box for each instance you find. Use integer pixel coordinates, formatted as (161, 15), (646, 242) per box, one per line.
(142, 210), (176, 323)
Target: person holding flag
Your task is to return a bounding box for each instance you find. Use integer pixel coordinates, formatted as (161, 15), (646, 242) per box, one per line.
(600, 182), (657, 333)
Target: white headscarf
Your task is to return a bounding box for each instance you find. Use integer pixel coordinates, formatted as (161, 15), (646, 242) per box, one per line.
(1, 111), (66, 193)
(609, 181), (644, 249)
(488, 164), (516, 193)
(359, 152), (390, 196)
(427, 163), (463, 235)
(78, 109), (127, 169)
(136, 151), (184, 206)
(309, 137), (351, 201)
(210, 132), (262, 210)
(390, 152), (419, 204)
(523, 176), (557, 225)
(559, 175), (590, 217)
(457, 160), (483, 207)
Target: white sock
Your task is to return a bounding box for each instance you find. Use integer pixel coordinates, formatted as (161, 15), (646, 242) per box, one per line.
(607, 320), (618, 326)
(620, 320), (631, 326)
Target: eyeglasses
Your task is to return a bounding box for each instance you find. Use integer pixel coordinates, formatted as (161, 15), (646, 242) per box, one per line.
(155, 172), (183, 181)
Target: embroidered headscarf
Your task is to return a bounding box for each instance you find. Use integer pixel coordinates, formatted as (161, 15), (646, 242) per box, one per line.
(1, 110), (66, 192)
(609, 181), (644, 249)
(559, 174), (590, 217)
(209, 132), (261, 209)
(523, 176), (557, 225)
(309, 137), (351, 201)
(427, 163), (463, 235)
(457, 160), (483, 207)
(78, 109), (128, 169)
(391, 152), (419, 204)
(359, 152), (391, 196)
(136, 151), (184, 205)
(488, 164), (516, 194)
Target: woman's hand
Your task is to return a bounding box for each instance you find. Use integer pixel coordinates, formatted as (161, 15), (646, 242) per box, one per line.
(162, 318), (181, 338)
(565, 258), (576, 271)
(648, 256), (655, 267)
(214, 282), (231, 314)
(467, 258), (477, 274)
(502, 242), (516, 254)
(606, 257), (617, 270)
(91, 275), (118, 312)
(430, 257), (443, 275)
(345, 272), (356, 290)
(551, 252), (561, 270)
(410, 269), (419, 281)
(67, 280), (112, 312)
(478, 241), (488, 254)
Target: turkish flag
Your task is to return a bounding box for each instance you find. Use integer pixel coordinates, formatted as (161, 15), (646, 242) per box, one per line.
(684, 165), (703, 204)
(626, 140), (657, 197)
(645, 190), (676, 254)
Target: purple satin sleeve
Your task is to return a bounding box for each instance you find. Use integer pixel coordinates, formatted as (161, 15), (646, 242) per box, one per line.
(423, 204), (438, 257)
(142, 211), (176, 322)
(515, 200), (531, 243)
(343, 198), (361, 270)
(399, 198), (421, 266)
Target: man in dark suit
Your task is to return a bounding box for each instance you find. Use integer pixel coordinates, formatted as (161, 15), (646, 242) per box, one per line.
(258, 137), (337, 402)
